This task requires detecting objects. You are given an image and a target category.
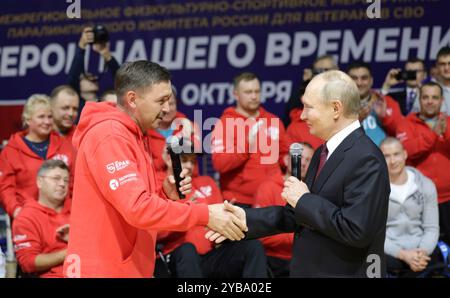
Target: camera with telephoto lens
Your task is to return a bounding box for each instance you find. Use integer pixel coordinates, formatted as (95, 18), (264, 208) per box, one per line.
(91, 25), (109, 44)
(395, 70), (417, 81)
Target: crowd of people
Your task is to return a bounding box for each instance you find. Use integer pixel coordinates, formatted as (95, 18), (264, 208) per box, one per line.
(0, 27), (449, 278)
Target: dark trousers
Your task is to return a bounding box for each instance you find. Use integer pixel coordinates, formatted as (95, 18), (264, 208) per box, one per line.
(267, 256), (290, 278)
(386, 247), (442, 278)
(157, 240), (268, 278)
(439, 200), (450, 245)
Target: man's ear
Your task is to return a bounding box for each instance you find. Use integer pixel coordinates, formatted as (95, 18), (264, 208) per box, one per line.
(125, 91), (137, 108)
(36, 176), (43, 190)
(331, 100), (343, 119)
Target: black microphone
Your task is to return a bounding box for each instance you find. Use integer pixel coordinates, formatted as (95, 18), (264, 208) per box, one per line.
(290, 143), (303, 180)
(167, 136), (185, 199)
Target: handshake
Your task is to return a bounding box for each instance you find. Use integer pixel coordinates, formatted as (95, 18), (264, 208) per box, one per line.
(205, 201), (247, 244)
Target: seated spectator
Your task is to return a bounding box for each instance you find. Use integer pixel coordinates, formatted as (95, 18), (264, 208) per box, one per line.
(155, 147), (267, 278)
(283, 55), (338, 127)
(380, 137), (440, 277)
(99, 89), (117, 103)
(395, 82), (450, 245)
(68, 27), (120, 117)
(146, 85), (199, 174)
(50, 85), (80, 141)
(253, 142), (314, 277)
(12, 160), (71, 278)
(211, 72), (289, 207)
(0, 94), (75, 219)
(347, 61), (402, 145)
(381, 58), (427, 115)
(434, 47), (450, 113)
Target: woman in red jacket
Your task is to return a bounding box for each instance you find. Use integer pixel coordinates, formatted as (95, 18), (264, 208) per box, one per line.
(0, 94), (75, 218)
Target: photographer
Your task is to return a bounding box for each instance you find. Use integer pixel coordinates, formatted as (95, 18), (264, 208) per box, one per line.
(67, 26), (120, 117)
(381, 58), (427, 116)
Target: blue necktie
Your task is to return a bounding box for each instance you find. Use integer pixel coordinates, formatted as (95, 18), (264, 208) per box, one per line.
(406, 90), (416, 113)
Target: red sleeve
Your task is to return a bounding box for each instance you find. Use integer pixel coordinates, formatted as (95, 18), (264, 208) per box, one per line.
(211, 117), (250, 173)
(0, 148), (21, 217)
(259, 233), (294, 251)
(396, 118), (438, 160)
(87, 134), (209, 231)
(253, 182), (275, 208)
(277, 119), (290, 168)
(12, 215), (41, 273)
(381, 96), (404, 136)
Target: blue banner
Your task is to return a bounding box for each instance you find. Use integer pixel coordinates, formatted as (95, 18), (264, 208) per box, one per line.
(0, 0), (449, 125)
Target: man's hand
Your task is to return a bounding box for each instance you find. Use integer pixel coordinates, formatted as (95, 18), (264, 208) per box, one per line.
(92, 42), (113, 61)
(303, 68), (313, 82)
(163, 168), (192, 201)
(282, 176), (310, 208)
(373, 96), (387, 119)
(382, 68), (402, 93)
(56, 224), (70, 243)
(434, 113), (447, 136)
(206, 201), (247, 242)
(398, 249), (429, 272)
(78, 27), (94, 49)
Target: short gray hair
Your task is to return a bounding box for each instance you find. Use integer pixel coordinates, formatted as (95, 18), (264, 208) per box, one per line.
(115, 60), (171, 105)
(318, 70), (360, 116)
(380, 137), (404, 150)
(37, 159), (69, 177)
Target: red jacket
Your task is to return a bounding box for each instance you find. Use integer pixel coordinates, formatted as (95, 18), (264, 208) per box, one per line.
(12, 198), (71, 278)
(211, 106), (289, 205)
(146, 112), (200, 174)
(286, 108), (324, 150)
(57, 125), (77, 144)
(396, 113), (450, 204)
(0, 131), (75, 217)
(63, 102), (209, 277)
(157, 175), (224, 256)
(253, 175), (293, 260)
(379, 95), (404, 137)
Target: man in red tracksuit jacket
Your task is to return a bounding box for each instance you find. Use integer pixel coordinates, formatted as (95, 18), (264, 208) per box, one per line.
(211, 72), (289, 207)
(253, 142), (314, 277)
(0, 131), (75, 219)
(50, 85), (80, 143)
(63, 61), (246, 278)
(155, 150), (268, 278)
(13, 160), (71, 278)
(396, 82), (450, 244)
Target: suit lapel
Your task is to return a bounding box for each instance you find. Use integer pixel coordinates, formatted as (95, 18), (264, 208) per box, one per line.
(305, 146), (321, 189)
(312, 128), (365, 193)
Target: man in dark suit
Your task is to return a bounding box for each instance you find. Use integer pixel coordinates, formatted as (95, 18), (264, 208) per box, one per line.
(207, 70), (391, 277)
(381, 58), (427, 116)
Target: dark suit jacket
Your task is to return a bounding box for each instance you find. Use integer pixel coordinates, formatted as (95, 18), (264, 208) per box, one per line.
(388, 90), (409, 116)
(245, 128), (390, 277)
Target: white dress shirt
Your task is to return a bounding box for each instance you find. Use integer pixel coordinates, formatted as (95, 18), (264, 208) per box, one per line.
(325, 120), (361, 160)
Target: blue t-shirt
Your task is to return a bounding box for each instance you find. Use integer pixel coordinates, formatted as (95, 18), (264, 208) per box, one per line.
(361, 111), (386, 147)
(22, 137), (49, 159)
(158, 128), (174, 140)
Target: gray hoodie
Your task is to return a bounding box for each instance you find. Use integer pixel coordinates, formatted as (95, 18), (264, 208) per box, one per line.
(384, 166), (439, 258)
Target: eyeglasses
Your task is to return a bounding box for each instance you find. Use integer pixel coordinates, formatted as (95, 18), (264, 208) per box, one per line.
(40, 175), (69, 184)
